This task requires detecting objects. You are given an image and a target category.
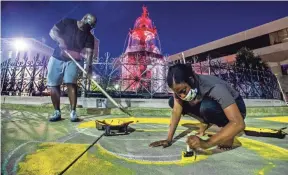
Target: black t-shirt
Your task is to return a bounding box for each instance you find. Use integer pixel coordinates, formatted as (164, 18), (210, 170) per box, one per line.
(52, 18), (94, 61)
(174, 74), (240, 109)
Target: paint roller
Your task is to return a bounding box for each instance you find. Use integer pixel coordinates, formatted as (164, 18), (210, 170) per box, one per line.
(63, 50), (133, 117)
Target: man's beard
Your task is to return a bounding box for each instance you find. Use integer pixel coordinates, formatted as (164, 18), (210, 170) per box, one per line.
(82, 24), (92, 32)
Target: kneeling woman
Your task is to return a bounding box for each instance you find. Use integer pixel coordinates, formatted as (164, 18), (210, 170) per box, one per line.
(149, 64), (246, 150)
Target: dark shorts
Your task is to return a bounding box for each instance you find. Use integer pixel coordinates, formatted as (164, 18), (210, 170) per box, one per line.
(168, 95), (246, 127)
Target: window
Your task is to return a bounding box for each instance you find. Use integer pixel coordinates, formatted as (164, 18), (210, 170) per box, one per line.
(278, 29), (288, 41)
(269, 28), (288, 45)
(281, 64), (288, 75)
(186, 34), (271, 62)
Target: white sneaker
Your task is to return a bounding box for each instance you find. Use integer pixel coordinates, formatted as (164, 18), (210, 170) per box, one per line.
(70, 110), (79, 122)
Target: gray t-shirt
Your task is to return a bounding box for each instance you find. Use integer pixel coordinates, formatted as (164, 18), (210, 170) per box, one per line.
(175, 74), (240, 109)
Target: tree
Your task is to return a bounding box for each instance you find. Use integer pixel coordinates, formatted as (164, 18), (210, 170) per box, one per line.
(235, 47), (269, 71)
(234, 47), (276, 99)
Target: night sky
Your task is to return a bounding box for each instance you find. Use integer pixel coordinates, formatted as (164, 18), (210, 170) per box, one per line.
(2, 1), (288, 57)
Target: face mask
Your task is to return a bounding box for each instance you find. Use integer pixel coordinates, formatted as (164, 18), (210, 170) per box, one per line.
(86, 18), (96, 27)
(82, 17), (96, 32)
(181, 88), (198, 101)
(82, 23), (92, 32)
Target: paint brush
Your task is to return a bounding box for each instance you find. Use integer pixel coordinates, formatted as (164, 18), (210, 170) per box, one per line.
(182, 133), (197, 160)
(184, 144), (197, 160)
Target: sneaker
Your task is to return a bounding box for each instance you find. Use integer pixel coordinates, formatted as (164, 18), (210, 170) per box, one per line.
(70, 110), (79, 122)
(49, 110), (61, 122)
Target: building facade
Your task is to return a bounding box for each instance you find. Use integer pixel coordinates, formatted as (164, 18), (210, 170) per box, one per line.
(1, 38), (53, 63)
(169, 17), (288, 101)
(1, 38), (54, 95)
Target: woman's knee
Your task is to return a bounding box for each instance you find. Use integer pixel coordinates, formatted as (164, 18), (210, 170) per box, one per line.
(199, 98), (228, 126)
(199, 98), (220, 117)
(168, 96), (174, 109)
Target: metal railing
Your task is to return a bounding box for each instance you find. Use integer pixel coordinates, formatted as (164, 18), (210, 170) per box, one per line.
(1, 52), (283, 100)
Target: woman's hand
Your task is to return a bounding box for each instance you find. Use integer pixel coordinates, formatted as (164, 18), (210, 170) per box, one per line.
(186, 135), (210, 149)
(149, 140), (172, 148)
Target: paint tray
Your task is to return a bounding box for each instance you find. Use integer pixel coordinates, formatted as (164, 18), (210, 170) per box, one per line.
(95, 119), (134, 136)
(244, 127), (287, 139)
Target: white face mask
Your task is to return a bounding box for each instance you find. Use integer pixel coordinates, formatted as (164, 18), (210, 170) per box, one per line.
(181, 88), (198, 101)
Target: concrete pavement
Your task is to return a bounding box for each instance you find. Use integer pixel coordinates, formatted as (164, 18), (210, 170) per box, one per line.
(1, 107), (288, 175)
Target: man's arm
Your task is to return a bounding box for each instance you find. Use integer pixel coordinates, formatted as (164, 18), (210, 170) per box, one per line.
(49, 25), (67, 48)
(49, 19), (68, 48)
(81, 48), (93, 62)
(82, 35), (94, 60)
(81, 48), (93, 75)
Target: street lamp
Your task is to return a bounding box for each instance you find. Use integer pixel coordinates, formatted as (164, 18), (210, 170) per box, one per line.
(114, 84), (119, 90)
(13, 39), (28, 51)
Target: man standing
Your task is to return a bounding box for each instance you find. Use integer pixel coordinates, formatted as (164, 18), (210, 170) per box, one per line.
(47, 14), (97, 122)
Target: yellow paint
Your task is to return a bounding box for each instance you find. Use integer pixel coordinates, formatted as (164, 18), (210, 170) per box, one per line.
(18, 143), (87, 175)
(81, 117), (283, 136)
(245, 127), (279, 134)
(256, 116), (288, 123)
(79, 117), (199, 128)
(97, 144), (209, 165)
(17, 117), (288, 174)
(96, 119), (131, 126)
(96, 136), (288, 167)
(136, 129), (187, 132)
(17, 143), (134, 175)
(239, 137), (288, 160)
(17, 138), (288, 173)
(65, 151), (134, 175)
(256, 162), (276, 175)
